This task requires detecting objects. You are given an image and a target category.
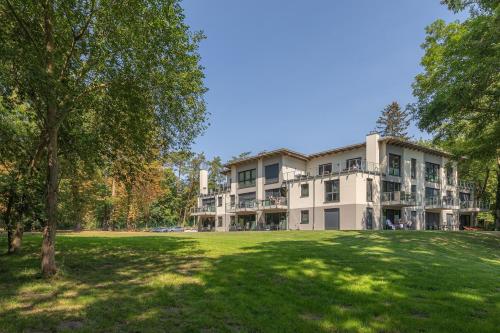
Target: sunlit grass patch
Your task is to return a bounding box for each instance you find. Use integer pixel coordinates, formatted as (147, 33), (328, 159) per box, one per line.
(0, 231), (499, 333)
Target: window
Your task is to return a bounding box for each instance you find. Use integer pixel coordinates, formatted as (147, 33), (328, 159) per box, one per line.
(411, 158), (417, 179)
(346, 157), (362, 170)
(366, 179), (373, 202)
(238, 168), (256, 188)
(324, 179), (340, 202)
(217, 196), (222, 207)
(202, 197), (215, 207)
(301, 184), (309, 197)
(459, 192), (470, 202)
(446, 213), (454, 227)
(318, 163), (332, 176)
(411, 185), (417, 198)
(382, 181), (401, 192)
(388, 154), (401, 176)
(366, 208), (373, 230)
(425, 187), (440, 198)
(446, 166), (454, 185)
(265, 188), (285, 199)
(238, 192), (256, 208)
(301, 210), (309, 224)
(218, 216), (223, 227)
(264, 163), (279, 184)
(425, 162), (440, 183)
(230, 195), (235, 206)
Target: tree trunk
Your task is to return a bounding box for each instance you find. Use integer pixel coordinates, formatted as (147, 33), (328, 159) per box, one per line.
(41, 0), (58, 277)
(5, 189), (15, 254)
(11, 222), (23, 252)
(495, 160), (500, 231)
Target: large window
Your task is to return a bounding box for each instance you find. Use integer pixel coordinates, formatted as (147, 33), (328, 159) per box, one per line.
(425, 162), (440, 183)
(264, 163), (279, 184)
(300, 210), (309, 224)
(388, 154), (401, 176)
(202, 197), (215, 207)
(301, 183), (309, 197)
(217, 196), (222, 207)
(318, 163), (332, 176)
(265, 188), (285, 199)
(366, 179), (373, 202)
(217, 216), (223, 227)
(238, 192), (256, 207)
(346, 157), (362, 170)
(459, 192), (470, 202)
(446, 166), (454, 185)
(230, 195), (235, 206)
(425, 187), (440, 199)
(411, 158), (417, 179)
(382, 181), (401, 192)
(238, 168), (256, 188)
(324, 179), (340, 202)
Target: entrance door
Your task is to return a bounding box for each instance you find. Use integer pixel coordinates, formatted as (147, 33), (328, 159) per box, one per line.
(459, 215), (471, 230)
(425, 212), (440, 230)
(366, 208), (373, 230)
(383, 209), (401, 229)
(325, 208), (340, 230)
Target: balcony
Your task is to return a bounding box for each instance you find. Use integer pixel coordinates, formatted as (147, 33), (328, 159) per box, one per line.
(261, 197), (288, 210)
(190, 206), (216, 216)
(238, 180), (256, 189)
(458, 180), (475, 190)
(235, 200), (259, 213)
(381, 191), (417, 207)
(459, 200), (489, 212)
(425, 197), (459, 209)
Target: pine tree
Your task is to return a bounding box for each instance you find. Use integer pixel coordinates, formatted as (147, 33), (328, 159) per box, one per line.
(375, 102), (411, 139)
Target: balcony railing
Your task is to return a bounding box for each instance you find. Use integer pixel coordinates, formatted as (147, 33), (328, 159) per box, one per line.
(458, 180), (475, 190)
(381, 191), (417, 205)
(191, 206), (216, 214)
(238, 180), (256, 189)
(236, 200), (259, 210)
(261, 197), (287, 209)
(459, 200), (489, 210)
(425, 175), (440, 183)
(425, 196), (458, 208)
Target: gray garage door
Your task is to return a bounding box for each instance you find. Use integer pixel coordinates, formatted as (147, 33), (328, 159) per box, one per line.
(324, 208), (340, 230)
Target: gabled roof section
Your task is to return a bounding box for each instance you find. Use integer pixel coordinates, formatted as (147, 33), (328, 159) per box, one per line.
(223, 148), (308, 168)
(380, 136), (451, 157)
(307, 142), (366, 159)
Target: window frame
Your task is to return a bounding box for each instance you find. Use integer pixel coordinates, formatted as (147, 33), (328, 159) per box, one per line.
(318, 163), (332, 176)
(346, 157), (362, 170)
(238, 168), (256, 188)
(425, 162), (440, 183)
(388, 154), (401, 177)
(300, 210), (309, 224)
(300, 183), (309, 197)
(411, 158), (417, 179)
(324, 179), (340, 202)
(366, 178), (373, 202)
(264, 163), (280, 184)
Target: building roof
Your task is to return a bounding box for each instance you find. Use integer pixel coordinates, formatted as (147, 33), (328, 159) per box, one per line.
(379, 136), (451, 157)
(223, 136), (451, 167)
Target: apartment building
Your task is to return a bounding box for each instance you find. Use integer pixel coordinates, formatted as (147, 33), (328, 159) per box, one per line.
(191, 133), (488, 231)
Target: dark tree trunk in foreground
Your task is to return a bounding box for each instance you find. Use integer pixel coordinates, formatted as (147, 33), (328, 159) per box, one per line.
(41, 1), (58, 277)
(5, 189), (15, 253)
(496, 160), (500, 231)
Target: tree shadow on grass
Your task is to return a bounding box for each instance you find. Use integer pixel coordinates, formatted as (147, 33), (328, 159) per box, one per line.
(0, 232), (499, 333)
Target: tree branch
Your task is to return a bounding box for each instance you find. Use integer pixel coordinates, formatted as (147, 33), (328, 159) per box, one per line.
(5, 0), (40, 53)
(59, 0), (97, 81)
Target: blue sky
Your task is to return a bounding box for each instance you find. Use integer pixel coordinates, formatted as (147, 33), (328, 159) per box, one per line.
(182, 0), (465, 162)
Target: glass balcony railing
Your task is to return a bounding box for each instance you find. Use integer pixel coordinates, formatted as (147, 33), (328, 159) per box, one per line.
(424, 196), (458, 208)
(261, 197), (287, 208)
(191, 206), (216, 214)
(459, 200), (489, 210)
(381, 191), (416, 205)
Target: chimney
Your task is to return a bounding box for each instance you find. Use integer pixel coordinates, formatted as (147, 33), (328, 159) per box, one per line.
(366, 132), (380, 167)
(199, 169), (208, 195)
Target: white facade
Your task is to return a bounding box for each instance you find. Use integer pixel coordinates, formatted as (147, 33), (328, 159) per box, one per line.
(192, 134), (487, 231)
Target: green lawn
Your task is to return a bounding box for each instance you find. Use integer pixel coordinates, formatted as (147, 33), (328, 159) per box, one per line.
(0, 231), (499, 333)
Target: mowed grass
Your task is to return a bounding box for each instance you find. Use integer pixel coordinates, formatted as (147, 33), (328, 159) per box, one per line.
(0, 231), (499, 333)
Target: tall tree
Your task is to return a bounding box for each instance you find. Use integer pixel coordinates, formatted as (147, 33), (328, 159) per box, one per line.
(410, 0), (499, 229)
(375, 102), (411, 139)
(0, 0), (207, 275)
